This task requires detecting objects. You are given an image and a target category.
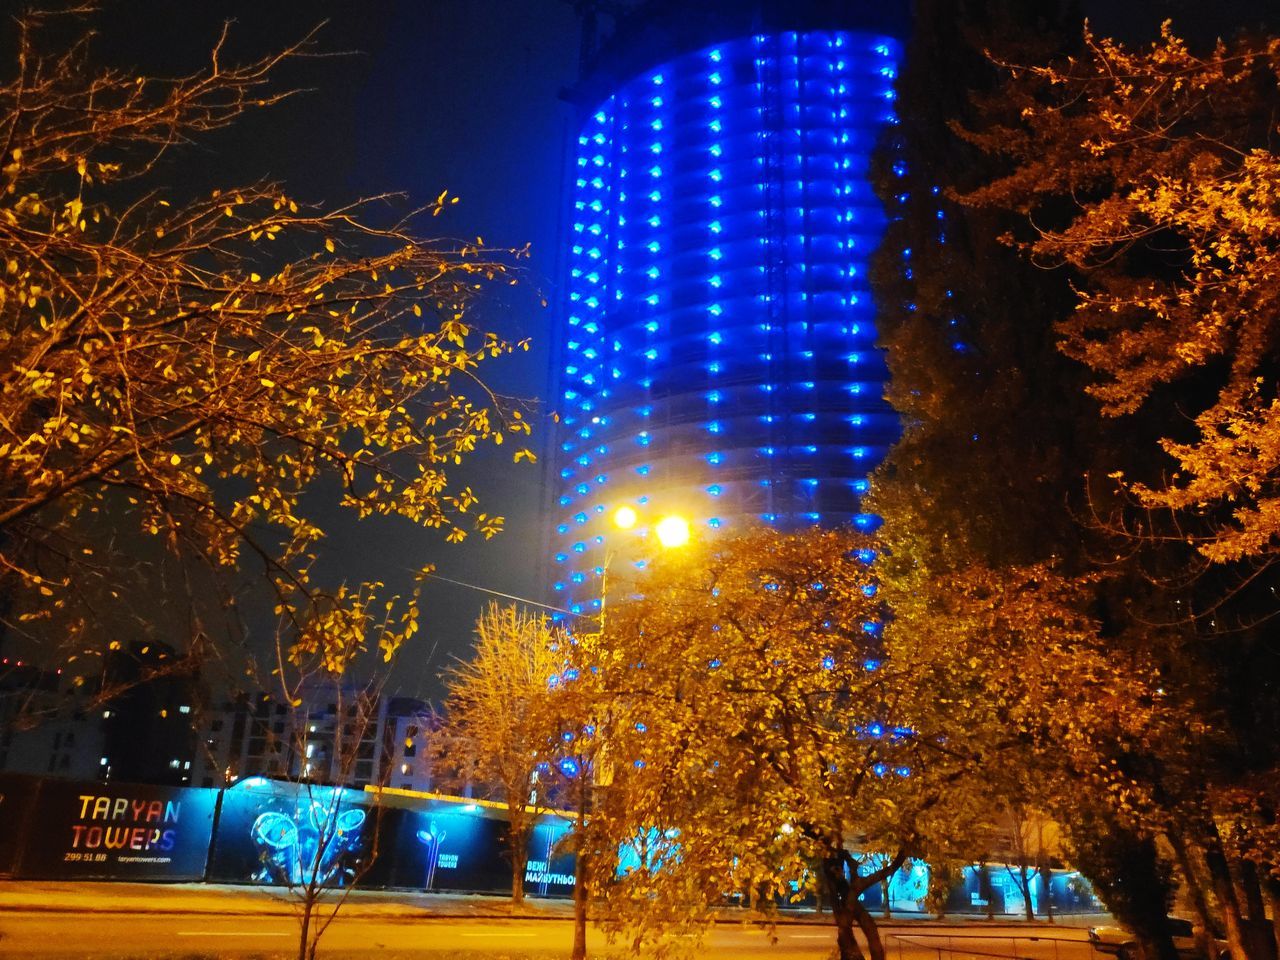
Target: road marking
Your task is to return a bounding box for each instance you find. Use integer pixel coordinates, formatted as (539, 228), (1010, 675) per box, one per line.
(177, 932), (290, 938)
(458, 932), (537, 938)
(790, 933), (833, 939)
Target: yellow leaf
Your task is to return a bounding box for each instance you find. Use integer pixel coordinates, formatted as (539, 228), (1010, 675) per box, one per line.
(324, 238), (335, 253)
(169, 454), (181, 466)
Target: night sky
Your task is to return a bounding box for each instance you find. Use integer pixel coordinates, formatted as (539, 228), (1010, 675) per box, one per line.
(76, 0), (1280, 699)
(85, 0), (581, 698)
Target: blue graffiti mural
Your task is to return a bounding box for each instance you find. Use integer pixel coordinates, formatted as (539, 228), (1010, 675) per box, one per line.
(248, 792), (368, 886)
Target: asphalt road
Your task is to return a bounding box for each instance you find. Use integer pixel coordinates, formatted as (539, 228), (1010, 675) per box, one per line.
(0, 912), (1101, 960)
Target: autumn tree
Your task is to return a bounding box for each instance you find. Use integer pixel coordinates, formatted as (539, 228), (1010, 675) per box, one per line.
(998, 803), (1059, 922)
(866, 1), (1143, 947)
(870, 6), (1280, 960)
(0, 10), (534, 689)
(267, 594), (416, 960)
(951, 17), (1280, 960)
(428, 602), (564, 906)
(544, 660), (605, 960)
(564, 527), (1101, 960)
(961, 23), (1280, 566)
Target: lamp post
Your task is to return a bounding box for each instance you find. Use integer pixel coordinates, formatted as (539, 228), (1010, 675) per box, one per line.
(568, 506), (689, 960)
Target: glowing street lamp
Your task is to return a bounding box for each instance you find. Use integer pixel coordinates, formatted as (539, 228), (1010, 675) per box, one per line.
(613, 505), (638, 530)
(654, 515), (691, 549)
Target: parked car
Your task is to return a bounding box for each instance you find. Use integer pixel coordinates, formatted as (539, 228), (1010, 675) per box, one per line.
(1089, 918), (1229, 960)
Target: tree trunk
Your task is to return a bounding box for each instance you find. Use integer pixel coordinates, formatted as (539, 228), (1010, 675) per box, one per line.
(852, 895), (890, 960)
(298, 894), (313, 960)
(506, 815), (530, 907)
(834, 902), (866, 960)
(978, 861), (996, 920)
(1201, 839), (1253, 960)
(1020, 865), (1035, 921)
(821, 854), (866, 960)
(1263, 875), (1280, 960)
(881, 875), (893, 919)
(511, 846), (527, 907)
(571, 797), (588, 960)
(1168, 828), (1222, 955)
(1239, 859), (1266, 924)
(847, 849), (908, 960)
(572, 864), (588, 960)
(1042, 861), (1054, 923)
(934, 868), (949, 921)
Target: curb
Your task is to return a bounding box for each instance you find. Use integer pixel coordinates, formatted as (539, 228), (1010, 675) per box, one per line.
(0, 900), (1097, 932)
(0, 904), (571, 921)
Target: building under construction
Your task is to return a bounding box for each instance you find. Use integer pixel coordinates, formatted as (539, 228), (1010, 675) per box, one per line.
(548, 1), (908, 617)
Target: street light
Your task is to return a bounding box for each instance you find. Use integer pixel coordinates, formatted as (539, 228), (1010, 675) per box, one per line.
(571, 504), (691, 929)
(654, 515), (691, 549)
(599, 508), (690, 622)
(613, 505), (638, 530)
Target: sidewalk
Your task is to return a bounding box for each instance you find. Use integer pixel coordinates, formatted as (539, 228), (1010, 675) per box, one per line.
(0, 880), (1106, 929)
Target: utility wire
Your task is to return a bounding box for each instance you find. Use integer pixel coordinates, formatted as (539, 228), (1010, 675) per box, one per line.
(417, 571), (579, 617)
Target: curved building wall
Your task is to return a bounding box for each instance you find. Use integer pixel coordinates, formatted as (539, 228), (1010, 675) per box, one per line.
(551, 29), (902, 617)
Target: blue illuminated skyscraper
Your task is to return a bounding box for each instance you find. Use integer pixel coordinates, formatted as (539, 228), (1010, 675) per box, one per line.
(549, 4), (905, 618)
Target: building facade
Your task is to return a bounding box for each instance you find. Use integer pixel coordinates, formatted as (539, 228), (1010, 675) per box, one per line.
(3, 655), (431, 793)
(549, 2), (905, 616)
(0, 642), (194, 785)
(0, 662), (103, 781)
(190, 686), (431, 793)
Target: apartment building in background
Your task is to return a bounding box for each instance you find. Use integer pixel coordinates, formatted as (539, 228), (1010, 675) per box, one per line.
(190, 684), (432, 792)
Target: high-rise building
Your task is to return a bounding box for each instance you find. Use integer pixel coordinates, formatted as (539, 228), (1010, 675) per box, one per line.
(548, 2), (906, 617)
